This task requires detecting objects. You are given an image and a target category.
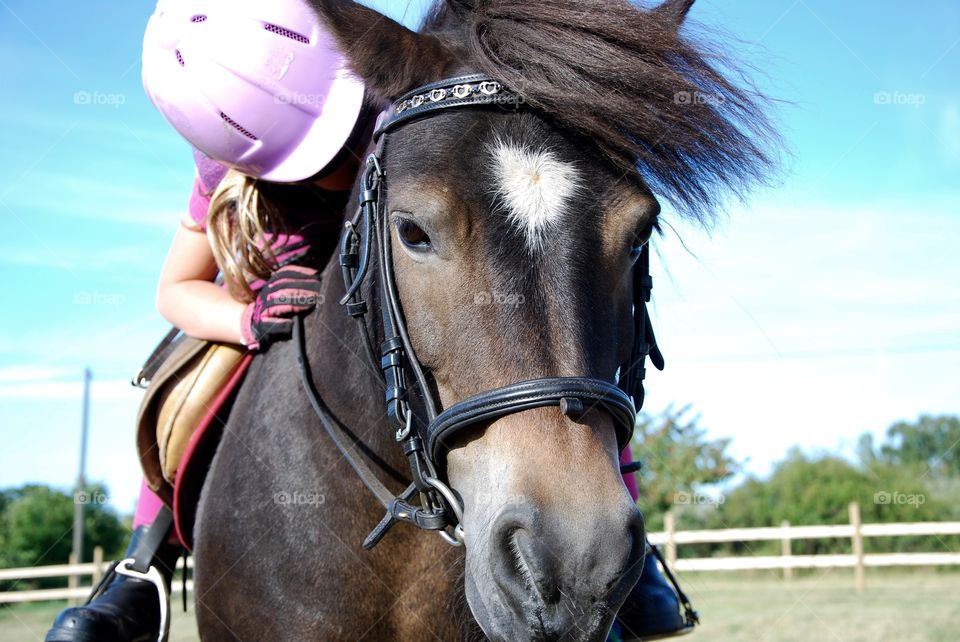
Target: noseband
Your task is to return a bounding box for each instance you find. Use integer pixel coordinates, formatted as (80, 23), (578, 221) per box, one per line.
(296, 74), (664, 549)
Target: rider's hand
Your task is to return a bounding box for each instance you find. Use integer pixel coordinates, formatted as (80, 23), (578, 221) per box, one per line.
(241, 266), (323, 350)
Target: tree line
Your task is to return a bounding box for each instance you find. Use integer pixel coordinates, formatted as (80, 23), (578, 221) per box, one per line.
(632, 412), (960, 557)
(0, 483), (127, 590)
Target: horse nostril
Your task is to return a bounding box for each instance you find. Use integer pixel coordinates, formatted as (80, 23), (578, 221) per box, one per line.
(509, 528), (562, 605)
(609, 508), (647, 596)
(505, 530), (533, 586)
(490, 509), (556, 609)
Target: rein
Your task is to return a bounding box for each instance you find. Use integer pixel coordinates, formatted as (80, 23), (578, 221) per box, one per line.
(296, 74), (664, 549)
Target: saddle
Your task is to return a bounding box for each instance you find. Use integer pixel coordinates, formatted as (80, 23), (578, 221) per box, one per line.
(135, 329), (253, 548)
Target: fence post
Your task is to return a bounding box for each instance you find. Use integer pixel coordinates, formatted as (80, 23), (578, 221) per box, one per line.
(67, 553), (78, 607)
(92, 546), (104, 587)
(664, 511), (677, 572)
(849, 501), (865, 592)
(780, 520), (792, 581)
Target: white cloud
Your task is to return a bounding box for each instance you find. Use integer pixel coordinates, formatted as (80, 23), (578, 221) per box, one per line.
(0, 313), (171, 390)
(31, 206), (183, 229)
(3, 170), (186, 229)
(0, 365), (74, 384)
(645, 194), (960, 473)
(0, 106), (180, 150)
(0, 243), (169, 271)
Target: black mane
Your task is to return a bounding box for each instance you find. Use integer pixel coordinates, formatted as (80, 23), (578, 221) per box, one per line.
(422, 0), (781, 222)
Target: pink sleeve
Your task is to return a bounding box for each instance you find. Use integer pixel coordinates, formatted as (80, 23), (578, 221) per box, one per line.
(187, 150), (230, 231)
(188, 176), (211, 231)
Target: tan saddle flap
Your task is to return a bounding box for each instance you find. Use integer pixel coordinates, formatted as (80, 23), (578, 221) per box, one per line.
(136, 334), (246, 503)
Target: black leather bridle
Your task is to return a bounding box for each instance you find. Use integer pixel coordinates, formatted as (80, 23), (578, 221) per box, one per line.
(296, 74), (664, 549)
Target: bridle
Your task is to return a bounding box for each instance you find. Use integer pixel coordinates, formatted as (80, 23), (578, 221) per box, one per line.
(295, 74), (664, 549)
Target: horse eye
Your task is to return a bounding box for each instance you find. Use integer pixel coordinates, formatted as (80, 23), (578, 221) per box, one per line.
(630, 219), (660, 260)
(629, 231), (649, 260)
(396, 218), (432, 250)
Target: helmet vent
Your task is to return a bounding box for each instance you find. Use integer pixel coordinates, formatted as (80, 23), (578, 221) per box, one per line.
(191, 15), (207, 23)
(220, 113), (258, 141)
(264, 23), (310, 44)
(175, 50), (185, 66)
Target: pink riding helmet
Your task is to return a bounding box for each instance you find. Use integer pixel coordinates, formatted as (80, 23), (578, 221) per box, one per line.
(142, 0), (365, 183)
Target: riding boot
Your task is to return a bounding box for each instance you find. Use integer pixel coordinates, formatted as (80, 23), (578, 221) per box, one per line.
(45, 521), (181, 642)
(614, 545), (695, 641)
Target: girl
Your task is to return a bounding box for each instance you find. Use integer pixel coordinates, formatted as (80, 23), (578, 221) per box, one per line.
(46, 2), (369, 641)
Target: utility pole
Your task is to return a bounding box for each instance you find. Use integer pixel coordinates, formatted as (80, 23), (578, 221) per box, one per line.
(72, 368), (92, 565)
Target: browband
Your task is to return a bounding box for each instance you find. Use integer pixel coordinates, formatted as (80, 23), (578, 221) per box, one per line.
(376, 74), (524, 138)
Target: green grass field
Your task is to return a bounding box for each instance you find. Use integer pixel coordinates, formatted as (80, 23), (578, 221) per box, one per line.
(0, 599), (201, 642)
(679, 569), (958, 642)
(2, 570), (957, 641)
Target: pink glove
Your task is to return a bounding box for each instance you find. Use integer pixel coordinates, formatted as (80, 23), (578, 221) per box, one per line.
(241, 266), (323, 350)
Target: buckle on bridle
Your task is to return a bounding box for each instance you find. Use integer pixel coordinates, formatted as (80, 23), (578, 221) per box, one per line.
(362, 482), (464, 550)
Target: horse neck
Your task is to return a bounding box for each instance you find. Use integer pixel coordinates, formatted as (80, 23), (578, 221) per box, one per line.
(294, 207), (471, 638)
(308, 252), (409, 481)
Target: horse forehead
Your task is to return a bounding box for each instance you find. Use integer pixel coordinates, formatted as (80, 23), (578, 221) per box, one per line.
(488, 138), (582, 253)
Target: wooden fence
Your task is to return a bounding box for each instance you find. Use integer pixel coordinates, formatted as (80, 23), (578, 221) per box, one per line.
(0, 552), (193, 605)
(2, 502), (958, 603)
(649, 502), (960, 591)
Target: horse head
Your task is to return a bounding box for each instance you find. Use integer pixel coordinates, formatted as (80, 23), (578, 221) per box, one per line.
(307, 1), (777, 639)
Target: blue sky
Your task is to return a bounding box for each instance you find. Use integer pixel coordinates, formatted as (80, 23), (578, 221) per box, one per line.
(1, 0), (957, 514)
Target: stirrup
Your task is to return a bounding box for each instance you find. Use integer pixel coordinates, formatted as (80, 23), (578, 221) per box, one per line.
(111, 506), (175, 642)
(113, 558), (170, 642)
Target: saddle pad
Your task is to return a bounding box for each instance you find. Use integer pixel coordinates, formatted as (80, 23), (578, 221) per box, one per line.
(173, 353), (253, 550)
(137, 334), (247, 506)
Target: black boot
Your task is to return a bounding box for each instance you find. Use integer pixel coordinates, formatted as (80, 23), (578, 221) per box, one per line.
(615, 544), (697, 641)
(45, 522), (181, 642)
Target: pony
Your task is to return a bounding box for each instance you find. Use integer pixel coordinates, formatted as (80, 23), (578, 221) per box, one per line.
(192, 1), (777, 640)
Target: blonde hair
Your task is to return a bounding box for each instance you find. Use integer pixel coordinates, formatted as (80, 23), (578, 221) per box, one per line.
(206, 170), (285, 303)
